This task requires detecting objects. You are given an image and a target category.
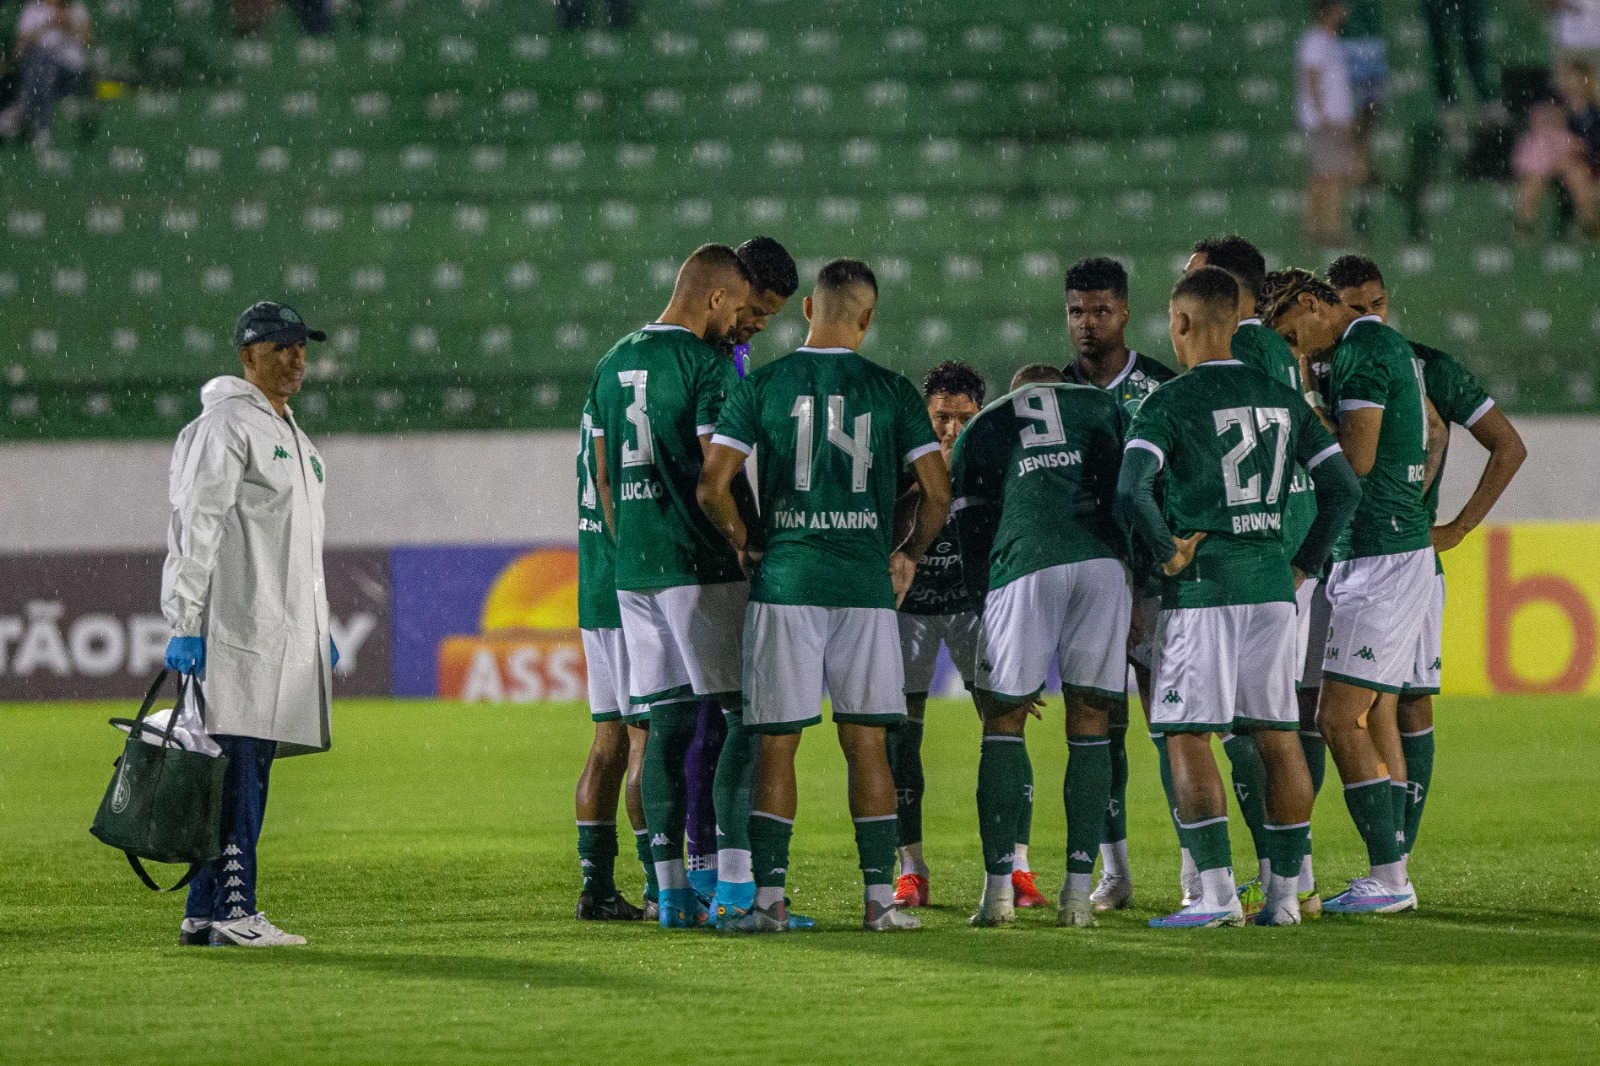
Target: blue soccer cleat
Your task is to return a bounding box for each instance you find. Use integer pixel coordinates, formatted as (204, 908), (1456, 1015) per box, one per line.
(711, 880), (757, 928)
(1148, 899), (1246, 928)
(657, 888), (709, 930)
(1321, 877), (1418, 914)
(687, 867), (718, 903)
(784, 898), (816, 931)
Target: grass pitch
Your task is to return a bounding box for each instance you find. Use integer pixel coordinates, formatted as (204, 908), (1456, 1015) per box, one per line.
(2, 695), (1597, 1065)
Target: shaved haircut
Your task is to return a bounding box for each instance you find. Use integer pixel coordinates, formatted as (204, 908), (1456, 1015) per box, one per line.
(1010, 363), (1066, 389)
(674, 243), (751, 298)
(1171, 267), (1240, 323)
(810, 258), (878, 320)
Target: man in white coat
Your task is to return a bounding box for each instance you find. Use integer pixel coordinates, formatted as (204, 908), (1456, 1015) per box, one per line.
(162, 301), (335, 948)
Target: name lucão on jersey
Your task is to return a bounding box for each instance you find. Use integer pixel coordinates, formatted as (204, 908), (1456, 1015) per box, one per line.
(620, 479), (665, 501)
(1231, 511), (1282, 534)
(773, 509), (880, 530)
(1016, 449), (1082, 477)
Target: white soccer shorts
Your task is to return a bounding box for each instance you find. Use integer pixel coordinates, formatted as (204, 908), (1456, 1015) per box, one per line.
(1149, 601), (1300, 733)
(974, 558), (1131, 704)
(617, 580), (748, 709)
(897, 611), (981, 696)
(743, 602), (907, 733)
(1321, 547), (1437, 694)
(581, 626), (630, 722)
(1402, 572), (1446, 697)
(1127, 589), (1161, 671)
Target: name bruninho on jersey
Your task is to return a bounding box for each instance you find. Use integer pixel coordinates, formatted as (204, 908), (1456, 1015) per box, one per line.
(1016, 449), (1083, 477)
(1231, 511), (1283, 533)
(773, 508), (881, 530)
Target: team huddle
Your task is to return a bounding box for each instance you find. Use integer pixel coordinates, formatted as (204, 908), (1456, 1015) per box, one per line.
(570, 233), (1526, 932)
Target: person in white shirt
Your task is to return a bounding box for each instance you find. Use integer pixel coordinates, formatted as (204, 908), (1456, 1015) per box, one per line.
(0, 0), (92, 147)
(1298, 0), (1357, 246)
(1546, 0), (1600, 71)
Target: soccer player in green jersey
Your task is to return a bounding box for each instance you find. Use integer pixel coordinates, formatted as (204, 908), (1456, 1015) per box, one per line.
(698, 259), (950, 933)
(1185, 236), (1324, 916)
(888, 361), (994, 909)
(951, 360), (1134, 929)
(1264, 267), (1435, 914)
(1057, 256), (1176, 914)
(575, 405), (648, 921)
(1120, 268), (1361, 928)
(588, 244), (752, 929)
(1328, 254), (1526, 862)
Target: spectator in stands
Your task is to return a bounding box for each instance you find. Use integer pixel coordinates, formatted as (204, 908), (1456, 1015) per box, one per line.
(0, 0), (91, 150)
(1511, 95), (1599, 237)
(1342, 0), (1388, 189)
(1420, 0), (1506, 121)
(556, 0), (634, 32)
(1558, 56), (1600, 165)
(1299, 0), (1357, 246)
(234, 0), (331, 37)
(1542, 0), (1600, 71)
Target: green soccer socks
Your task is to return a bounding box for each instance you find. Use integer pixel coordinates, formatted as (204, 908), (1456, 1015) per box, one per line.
(1065, 735), (1112, 895)
(1222, 732), (1270, 882)
(977, 735), (1028, 877)
(1300, 730), (1328, 796)
(854, 814), (900, 909)
(749, 811), (794, 910)
(633, 828), (658, 903)
(1175, 814), (1236, 910)
(577, 821), (618, 896)
(713, 709), (758, 885)
(1102, 726), (1130, 868)
(1343, 776), (1406, 885)
(1400, 727), (1435, 854)
(641, 701), (696, 891)
(887, 718), (925, 848)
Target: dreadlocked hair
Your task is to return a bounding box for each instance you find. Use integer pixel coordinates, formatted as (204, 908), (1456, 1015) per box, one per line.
(1260, 267), (1340, 327)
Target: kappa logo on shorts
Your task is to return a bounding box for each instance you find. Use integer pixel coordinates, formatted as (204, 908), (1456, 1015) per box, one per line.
(1355, 646), (1377, 662)
(1430, 656), (1442, 669)
(1162, 689), (1182, 704)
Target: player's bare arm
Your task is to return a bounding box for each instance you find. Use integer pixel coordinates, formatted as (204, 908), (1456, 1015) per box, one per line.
(1432, 406), (1527, 552)
(1422, 398), (1448, 492)
(593, 440), (616, 538)
(696, 442), (753, 569)
(894, 451), (951, 604)
(1337, 405), (1383, 476)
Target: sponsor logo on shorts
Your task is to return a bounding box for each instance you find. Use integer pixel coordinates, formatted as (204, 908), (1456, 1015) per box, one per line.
(1355, 646), (1377, 662)
(1162, 689), (1182, 704)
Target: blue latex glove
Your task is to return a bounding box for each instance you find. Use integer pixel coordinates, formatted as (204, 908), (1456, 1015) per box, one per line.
(165, 636), (206, 677)
(330, 638), (340, 671)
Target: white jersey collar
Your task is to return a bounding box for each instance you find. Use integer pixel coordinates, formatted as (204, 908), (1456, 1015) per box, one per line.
(642, 322), (692, 333)
(1238, 317), (1263, 327)
(1101, 349), (1139, 391)
(1342, 314), (1382, 340)
(1193, 359), (1244, 368)
(796, 345), (855, 354)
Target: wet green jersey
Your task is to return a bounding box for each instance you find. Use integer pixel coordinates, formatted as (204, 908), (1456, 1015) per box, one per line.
(1415, 341), (1495, 576)
(1330, 317), (1432, 561)
(900, 516), (974, 616)
(1234, 319), (1316, 555)
(950, 383), (1129, 590)
(577, 405), (621, 629)
(586, 323), (745, 591)
(1126, 360), (1342, 608)
(711, 346), (940, 609)
(1063, 349), (1176, 417)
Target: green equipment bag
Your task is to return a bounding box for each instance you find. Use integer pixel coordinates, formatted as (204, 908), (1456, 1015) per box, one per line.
(90, 670), (228, 892)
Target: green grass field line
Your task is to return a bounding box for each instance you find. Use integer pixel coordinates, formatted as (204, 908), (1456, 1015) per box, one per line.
(2, 697), (1597, 1065)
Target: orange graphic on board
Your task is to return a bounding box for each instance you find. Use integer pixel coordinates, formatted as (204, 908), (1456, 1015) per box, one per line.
(437, 548), (588, 702)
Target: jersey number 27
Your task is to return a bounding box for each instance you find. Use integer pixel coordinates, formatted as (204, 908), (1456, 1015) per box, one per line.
(1215, 406), (1291, 507)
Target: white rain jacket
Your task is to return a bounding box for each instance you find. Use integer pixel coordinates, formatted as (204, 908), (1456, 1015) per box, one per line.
(161, 376), (332, 756)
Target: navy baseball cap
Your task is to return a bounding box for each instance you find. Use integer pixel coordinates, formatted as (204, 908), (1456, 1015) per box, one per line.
(234, 301), (327, 348)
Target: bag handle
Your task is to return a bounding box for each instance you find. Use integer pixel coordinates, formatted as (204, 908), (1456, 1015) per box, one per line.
(124, 853), (199, 892)
(116, 670), (205, 750)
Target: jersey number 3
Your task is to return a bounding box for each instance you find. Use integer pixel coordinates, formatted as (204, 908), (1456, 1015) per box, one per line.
(791, 395), (872, 492)
(1214, 406), (1291, 506)
(617, 370), (654, 468)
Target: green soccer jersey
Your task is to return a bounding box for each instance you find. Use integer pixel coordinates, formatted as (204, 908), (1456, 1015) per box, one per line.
(1126, 360), (1342, 608)
(576, 405), (621, 630)
(950, 383), (1129, 591)
(900, 516), (974, 616)
(587, 323), (745, 591)
(1330, 317), (1433, 561)
(1414, 341), (1494, 524)
(1235, 319), (1317, 555)
(711, 346), (941, 610)
(1063, 349), (1176, 417)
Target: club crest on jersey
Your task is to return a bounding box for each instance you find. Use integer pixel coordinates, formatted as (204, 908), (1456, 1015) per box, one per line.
(310, 455), (324, 483)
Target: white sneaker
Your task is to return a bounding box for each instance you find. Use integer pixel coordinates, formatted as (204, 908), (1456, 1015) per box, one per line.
(1322, 877), (1418, 914)
(864, 900), (921, 931)
(209, 912), (307, 947)
(178, 917), (212, 946)
(1090, 872), (1132, 911)
(969, 887), (1015, 928)
(1057, 885), (1096, 927)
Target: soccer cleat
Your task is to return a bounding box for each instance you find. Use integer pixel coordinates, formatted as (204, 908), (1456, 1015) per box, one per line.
(722, 899), (789, 934)
(1236, 877), (1266, 918)
(969, 892), (1015, 928)
(784, 898), (817, 931)
(576, 888), (644, 921)
(1148, 899), (1246, 929)
(1299, 891), (1323, 919)
(1011, 870), (1049, 908)
(864, 900), (922, 931)
(209, 912), (307, 947)
(1056, 886), (1096, 928)
(1321, 877), (1418, 914)
(178, 918), (212, 946)
(643, 899), (660, 922)
(1251, 901), (1302, 927)
(656, 888), (710, 929)
(710, 881), (757, 928)
(1090, 873), (1133, 911)
(894, 873), (930, 908)
(687, 867), (718, 902)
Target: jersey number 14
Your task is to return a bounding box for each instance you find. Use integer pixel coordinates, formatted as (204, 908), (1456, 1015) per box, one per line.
(791, 395), (872, 493)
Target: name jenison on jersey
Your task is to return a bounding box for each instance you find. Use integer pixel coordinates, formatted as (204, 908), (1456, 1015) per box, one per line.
(1017, 449), (1083, 477)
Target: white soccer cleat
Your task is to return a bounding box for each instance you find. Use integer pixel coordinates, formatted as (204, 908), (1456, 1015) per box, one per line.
(969, 890), (1015, 928)
(1322, 877), (1418, 915)
(208, 912), (307, 947)
(1148, 896), (1245, 929)
(864, 900), (922, 932)
(1089, 873), (1132, 911)
(1057, 885), (1096, 927)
